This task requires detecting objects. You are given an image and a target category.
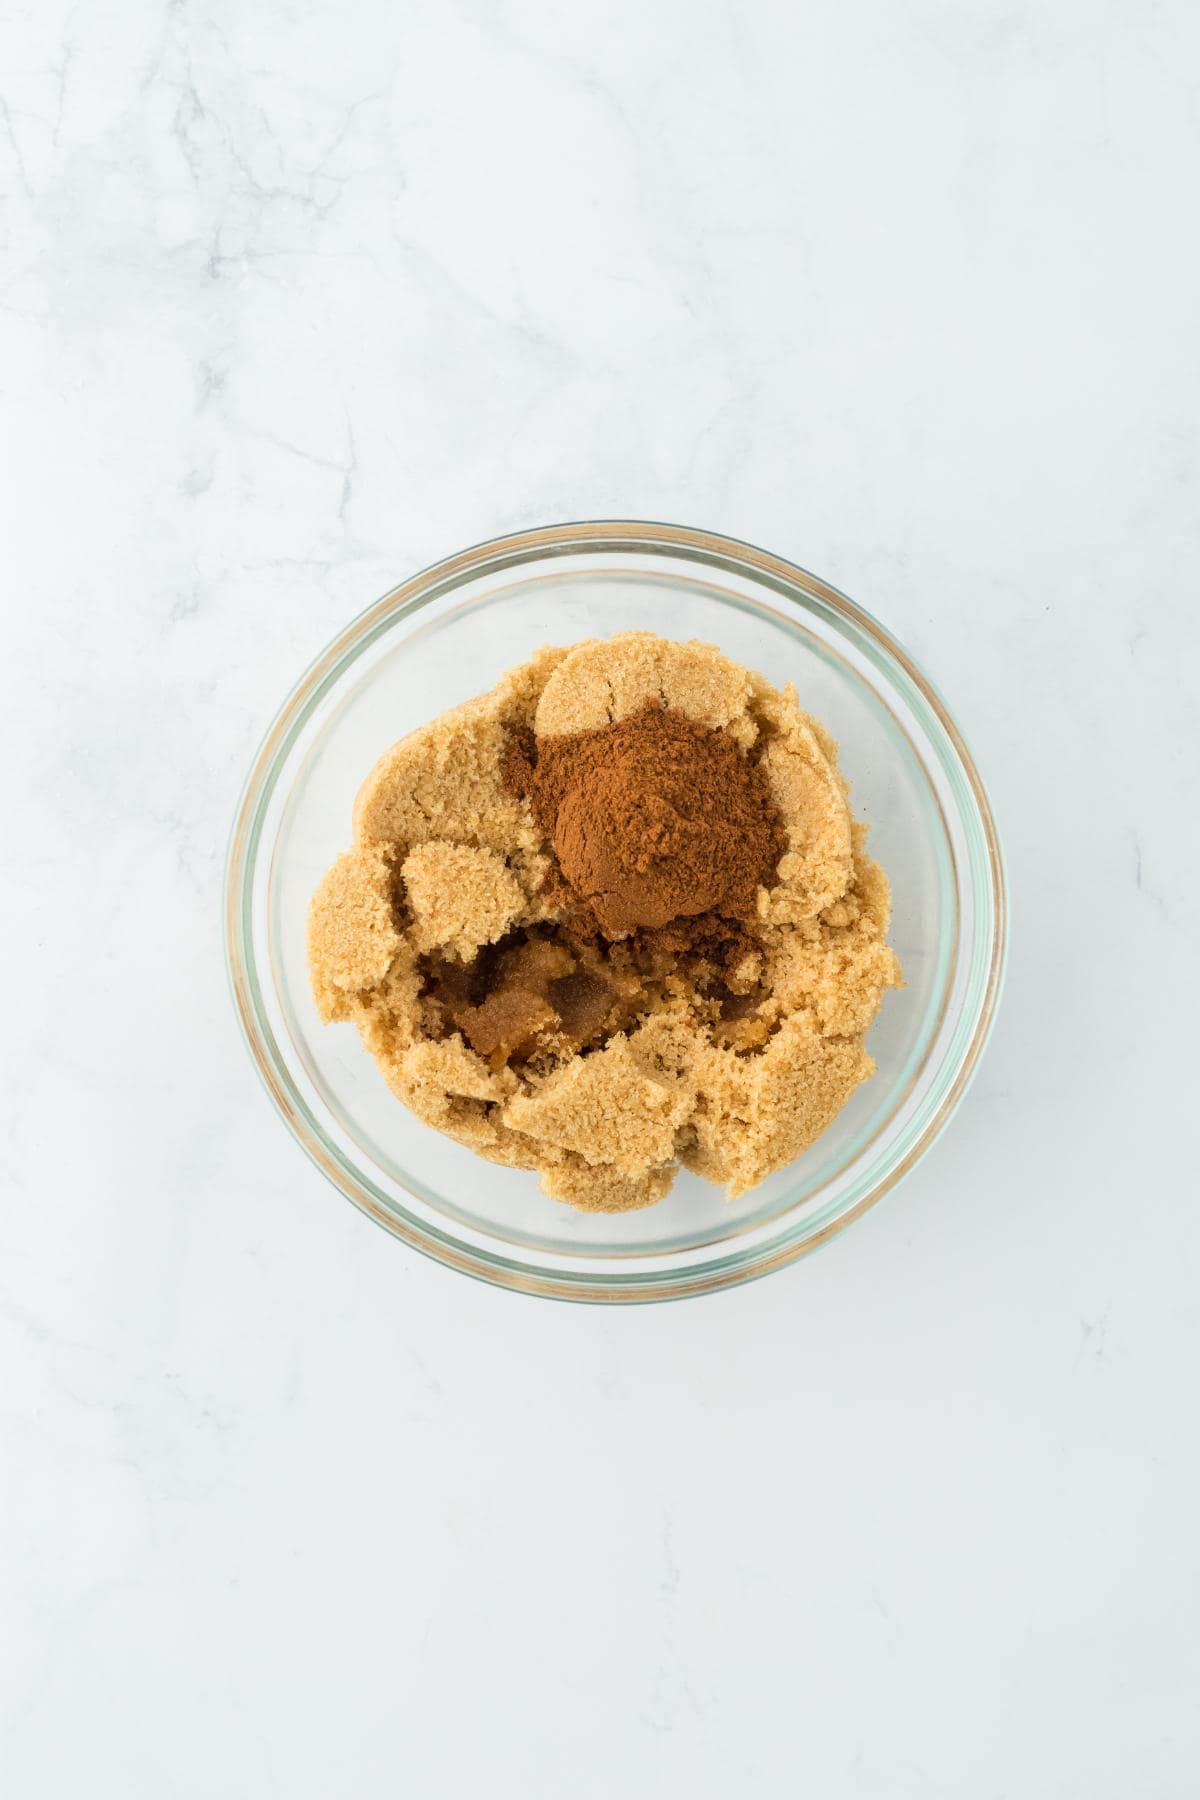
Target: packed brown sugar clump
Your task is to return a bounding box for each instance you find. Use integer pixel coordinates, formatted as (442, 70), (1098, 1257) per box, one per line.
(307, 633), (903, 1213)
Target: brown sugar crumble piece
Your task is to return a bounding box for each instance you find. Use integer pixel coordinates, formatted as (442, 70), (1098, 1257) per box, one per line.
(307, 632), (902, 1212)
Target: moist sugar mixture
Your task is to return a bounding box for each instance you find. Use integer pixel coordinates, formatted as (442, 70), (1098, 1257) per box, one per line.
(307, 633), (902, 1212)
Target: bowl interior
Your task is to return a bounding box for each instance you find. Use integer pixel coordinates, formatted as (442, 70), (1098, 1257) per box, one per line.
(265, 562), (954, 1260)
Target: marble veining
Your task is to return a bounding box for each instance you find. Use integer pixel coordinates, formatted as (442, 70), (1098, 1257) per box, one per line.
(2, 1), (1199, 1794)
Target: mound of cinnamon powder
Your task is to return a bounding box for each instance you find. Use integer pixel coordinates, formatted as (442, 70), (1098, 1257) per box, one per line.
(505, 704), (785, 936)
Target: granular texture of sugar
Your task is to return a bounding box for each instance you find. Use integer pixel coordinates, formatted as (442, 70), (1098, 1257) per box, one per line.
(307, 633), (902, 1212)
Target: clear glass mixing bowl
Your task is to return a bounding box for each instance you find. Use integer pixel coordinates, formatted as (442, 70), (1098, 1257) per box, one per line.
(226, 523), (1006, 1302)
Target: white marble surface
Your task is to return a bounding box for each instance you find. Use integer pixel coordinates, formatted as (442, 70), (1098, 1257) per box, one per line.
(3, 1), (1199, 1793)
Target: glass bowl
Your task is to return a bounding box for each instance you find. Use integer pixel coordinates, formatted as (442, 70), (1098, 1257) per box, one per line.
(226, 522), (1006, 1302)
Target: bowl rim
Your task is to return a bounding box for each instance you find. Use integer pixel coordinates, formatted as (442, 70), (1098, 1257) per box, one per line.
(225, 519), (1008, 1303)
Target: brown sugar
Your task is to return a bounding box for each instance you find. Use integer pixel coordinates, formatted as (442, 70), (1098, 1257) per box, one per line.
(505, 703), (786, 936)
(307, 631), (903, 1213)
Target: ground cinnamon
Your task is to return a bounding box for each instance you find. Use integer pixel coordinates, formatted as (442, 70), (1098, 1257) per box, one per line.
(505, 703), (786, 937)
